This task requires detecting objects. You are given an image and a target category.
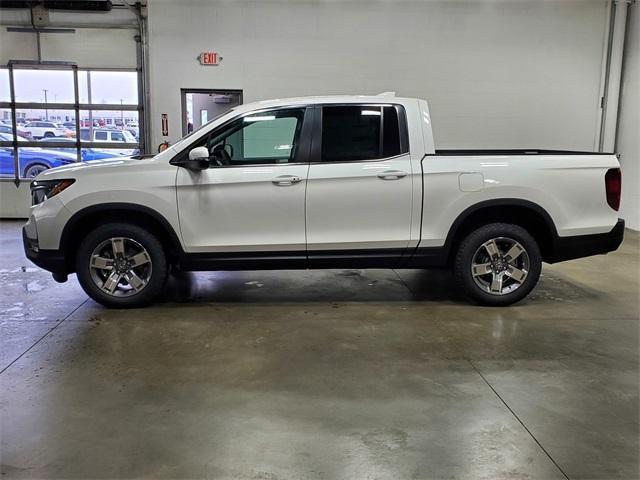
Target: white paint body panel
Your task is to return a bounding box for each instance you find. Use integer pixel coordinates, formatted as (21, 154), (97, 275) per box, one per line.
(176, 164), (308, 252)
(26, 95), (621, 258)
(420, 153), (620, 248)
(306, 155), (413, 251)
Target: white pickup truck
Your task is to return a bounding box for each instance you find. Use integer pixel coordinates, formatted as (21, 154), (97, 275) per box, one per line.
(23, 94), (624, 308)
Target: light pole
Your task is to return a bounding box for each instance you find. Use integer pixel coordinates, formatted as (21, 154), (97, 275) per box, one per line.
(42, 89), (49, 120)
(120, 99), (124, 127)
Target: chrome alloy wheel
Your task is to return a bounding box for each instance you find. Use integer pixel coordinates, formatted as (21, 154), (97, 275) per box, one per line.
(89, 237), (152, 297)
(471, 237), (530, 296)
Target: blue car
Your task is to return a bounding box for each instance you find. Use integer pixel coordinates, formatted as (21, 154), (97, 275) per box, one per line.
(37, 137), (129, 161)
(0, 146), (77, 179)
(0, 134), (135, 179)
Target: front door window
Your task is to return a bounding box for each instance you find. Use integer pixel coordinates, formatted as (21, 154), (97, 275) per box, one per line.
(195, 108), (305, 166)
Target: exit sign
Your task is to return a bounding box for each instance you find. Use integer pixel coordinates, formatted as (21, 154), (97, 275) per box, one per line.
(199, 52), (221, 65)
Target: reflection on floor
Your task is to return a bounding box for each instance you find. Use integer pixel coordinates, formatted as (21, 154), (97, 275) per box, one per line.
(1, 220), (638, 479)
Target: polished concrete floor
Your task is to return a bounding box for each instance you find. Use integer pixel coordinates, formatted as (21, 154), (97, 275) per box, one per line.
(0, 219), (638, 480)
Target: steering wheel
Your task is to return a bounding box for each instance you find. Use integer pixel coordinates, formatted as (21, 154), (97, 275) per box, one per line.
(211, 143), (231, 166)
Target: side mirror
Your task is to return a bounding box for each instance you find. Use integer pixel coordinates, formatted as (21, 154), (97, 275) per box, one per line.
(185, 146), (210, 171)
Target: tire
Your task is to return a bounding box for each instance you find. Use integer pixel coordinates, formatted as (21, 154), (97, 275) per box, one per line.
(43, 131), (55, 138)
(75, 223), (168, 308)
(23, 163), (49, 179)
(454, 223), (542, 306)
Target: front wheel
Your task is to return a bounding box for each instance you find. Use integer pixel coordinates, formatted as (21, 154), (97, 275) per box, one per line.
(76, 223), (168, 308)
(24, 163), (49, 179)
(454, 223), (542, 306)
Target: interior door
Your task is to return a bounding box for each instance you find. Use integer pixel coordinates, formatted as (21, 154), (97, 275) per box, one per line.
(176, 107), (311, 258)
(305, 105), (413, 266)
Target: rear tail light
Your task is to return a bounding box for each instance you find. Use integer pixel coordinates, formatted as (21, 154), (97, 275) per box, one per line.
(605, 168), (622, 211)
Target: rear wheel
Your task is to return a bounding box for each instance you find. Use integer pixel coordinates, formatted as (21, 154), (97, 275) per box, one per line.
(76, 223), (167, 308)
(43, 131), (55, 138)
(454, 223), (542, 306)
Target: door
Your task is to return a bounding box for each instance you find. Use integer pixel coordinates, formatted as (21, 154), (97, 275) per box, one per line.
(181, 89), (243, 136)
(176, 107), (311, 259)
(306, 104), (413, 266)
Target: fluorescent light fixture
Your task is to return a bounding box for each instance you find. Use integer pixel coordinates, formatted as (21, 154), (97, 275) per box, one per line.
(244, 115), (275, 122)
(361, 110), (381, 116)
(274, 144), (291, 150)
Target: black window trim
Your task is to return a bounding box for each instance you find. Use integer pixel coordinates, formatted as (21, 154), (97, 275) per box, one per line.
(310, 103), (410, 164)
(170, 105), (313, 168)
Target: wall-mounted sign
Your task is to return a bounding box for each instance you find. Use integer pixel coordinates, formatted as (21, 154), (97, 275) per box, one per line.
(161, 113), (168, 136)
(199, 52), (222, 65)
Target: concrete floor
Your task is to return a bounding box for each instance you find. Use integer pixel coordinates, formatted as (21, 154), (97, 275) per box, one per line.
(0, 220), (638, 480)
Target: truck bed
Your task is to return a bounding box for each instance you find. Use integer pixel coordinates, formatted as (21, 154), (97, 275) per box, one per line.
(433, 149), (614, 156)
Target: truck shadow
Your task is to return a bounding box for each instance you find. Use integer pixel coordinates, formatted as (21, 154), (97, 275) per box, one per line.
(160, 269), (468, 304)
(157, 269), (595, 306)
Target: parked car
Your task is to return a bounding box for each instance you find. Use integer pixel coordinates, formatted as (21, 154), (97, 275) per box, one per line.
(23, 121), (68, 139)
(38, 137), (126, 161)
(0, 123), (33, 139)
(23, 94), (624, 308)
(79, 127), (137, 155)
(0, 133), (77, 178)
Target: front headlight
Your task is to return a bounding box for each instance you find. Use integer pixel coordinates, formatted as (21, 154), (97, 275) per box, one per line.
(30, 179), (75, 206)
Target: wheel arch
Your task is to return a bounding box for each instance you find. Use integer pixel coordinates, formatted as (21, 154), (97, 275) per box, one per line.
(60, 203), (184, 273)
(444, 199), (558, 264)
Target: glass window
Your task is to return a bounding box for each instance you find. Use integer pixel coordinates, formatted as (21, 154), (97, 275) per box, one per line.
(79, 110), (139, 141)
(0, 144), (16, 178)
(2, 68), (142, 180)
(383, 106), (401, 157)
(195, 109), (305, 166)
(321, 105), (403, 162)
(15, 109), (75, 140)
(78, 71), (138, 105)
(0, 69), (9, 102)
(14, 69), (75, 103)
(111, 131), (124, 142)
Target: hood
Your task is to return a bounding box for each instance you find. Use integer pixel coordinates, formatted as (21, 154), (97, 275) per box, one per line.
(36, 156), (153, 180)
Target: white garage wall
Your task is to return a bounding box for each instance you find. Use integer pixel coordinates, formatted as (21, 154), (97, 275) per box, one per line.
(148, 0), (610, 152)
(617, 4), (639, 230)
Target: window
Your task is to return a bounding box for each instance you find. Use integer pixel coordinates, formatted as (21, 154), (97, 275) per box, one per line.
(0, 66), (142, 180)
(111, 131), (125, 142)
(194, 108), (305, 166)
(321, 105), (404, 162)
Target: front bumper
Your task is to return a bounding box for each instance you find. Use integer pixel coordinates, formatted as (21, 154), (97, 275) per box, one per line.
(548, 219), (625, 263)
(22, 226), (67, 274)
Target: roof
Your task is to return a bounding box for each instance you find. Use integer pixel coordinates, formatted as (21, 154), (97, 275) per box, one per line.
(233, 92), (416, 113)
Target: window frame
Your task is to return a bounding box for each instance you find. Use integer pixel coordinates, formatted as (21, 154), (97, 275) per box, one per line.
(310, 103), (410, 164)
(170, 105), (314, 168)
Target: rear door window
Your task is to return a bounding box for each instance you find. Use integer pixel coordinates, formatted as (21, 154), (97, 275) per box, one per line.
(321, 105), (406, 162)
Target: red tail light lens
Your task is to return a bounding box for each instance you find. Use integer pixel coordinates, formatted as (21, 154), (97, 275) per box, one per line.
(605, 168), (621, 211)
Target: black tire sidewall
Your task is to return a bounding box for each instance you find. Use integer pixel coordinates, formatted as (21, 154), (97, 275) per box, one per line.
(455, 223), (542, 306)
(76, 223), (167, 308)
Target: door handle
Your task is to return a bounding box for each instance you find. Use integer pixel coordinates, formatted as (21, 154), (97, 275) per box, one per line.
(272, 175), (302, 186)
(377, 170), (408, 180)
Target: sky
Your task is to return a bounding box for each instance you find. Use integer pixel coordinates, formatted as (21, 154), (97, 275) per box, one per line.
(0, 68), (138, 105)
